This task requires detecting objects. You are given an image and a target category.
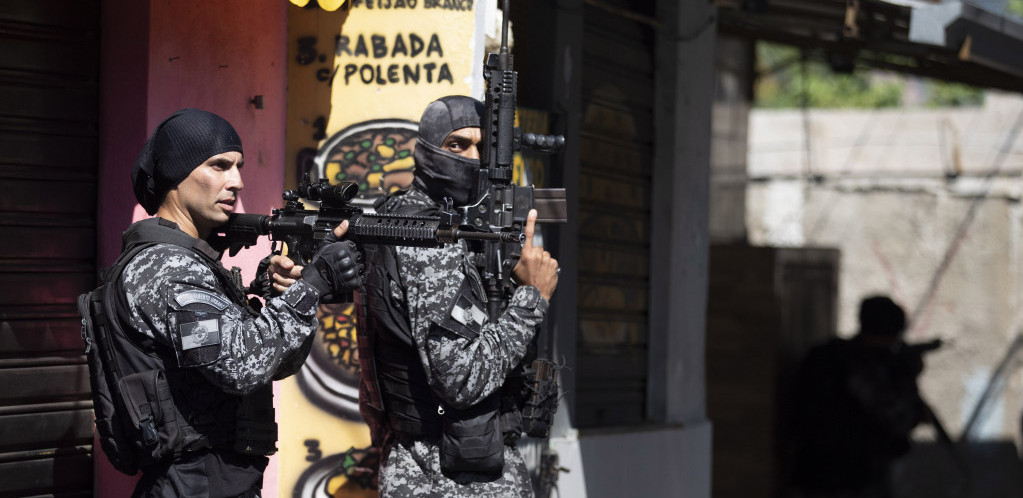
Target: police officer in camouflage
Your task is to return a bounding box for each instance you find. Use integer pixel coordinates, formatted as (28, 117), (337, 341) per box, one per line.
(356, 96), (560, 497)
(115, 108), (361, 497)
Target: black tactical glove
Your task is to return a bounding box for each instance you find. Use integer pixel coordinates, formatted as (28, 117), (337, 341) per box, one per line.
(301, 237), (364, 303)
(247, 254), (277, 301)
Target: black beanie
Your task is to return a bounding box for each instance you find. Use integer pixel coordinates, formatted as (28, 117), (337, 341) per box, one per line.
(131, 108), (243, 215)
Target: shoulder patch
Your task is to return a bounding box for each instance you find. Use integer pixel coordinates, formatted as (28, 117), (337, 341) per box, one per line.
(451, 295), (487, 328)
(179, 319), (221, 350)
(432, 277), (489, 340)
(175, 290), (230, 310)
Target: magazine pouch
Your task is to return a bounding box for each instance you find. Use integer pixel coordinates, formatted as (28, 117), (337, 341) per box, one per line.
(439, 394), (504, 476)
(117, 369), (180, 467)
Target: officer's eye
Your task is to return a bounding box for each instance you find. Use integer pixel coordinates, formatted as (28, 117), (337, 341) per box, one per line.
(210, 160), (232, 171)
(443, 139), (466, 152)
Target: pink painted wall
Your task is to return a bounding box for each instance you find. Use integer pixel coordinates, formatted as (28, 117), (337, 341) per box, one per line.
(97, 0), (150, 270)
(97, 0), (288, 495)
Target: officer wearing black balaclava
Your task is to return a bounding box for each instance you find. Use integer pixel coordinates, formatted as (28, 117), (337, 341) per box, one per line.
(86, 108), (363, 497)
(355, 96), (559, 497)
(410, 95), (486, 207)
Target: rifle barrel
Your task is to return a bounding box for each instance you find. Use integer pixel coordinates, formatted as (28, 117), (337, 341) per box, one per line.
(501, 0), (510, 52)
(439, 229), (523, 244)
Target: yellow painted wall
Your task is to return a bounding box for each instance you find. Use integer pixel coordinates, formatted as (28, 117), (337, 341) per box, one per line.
(283, 2), (477, 496)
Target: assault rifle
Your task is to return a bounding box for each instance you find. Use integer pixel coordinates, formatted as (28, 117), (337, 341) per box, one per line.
(213, 178), (528, 265)
(216, 0), (567, 301)
(471, 0), (567, 457)
(469, 0), (566, 321)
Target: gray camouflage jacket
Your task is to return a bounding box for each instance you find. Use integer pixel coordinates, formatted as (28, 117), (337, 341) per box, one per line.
(120, 218), (319, 393)
(378, 188), (548, 498)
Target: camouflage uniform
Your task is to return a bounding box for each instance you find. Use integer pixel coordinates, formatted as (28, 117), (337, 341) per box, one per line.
(119, 218), (319, 496)
(122, 220), (319, 390)
(369, 188), (548, 498)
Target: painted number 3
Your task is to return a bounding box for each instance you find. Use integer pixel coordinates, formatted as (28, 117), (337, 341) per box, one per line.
(304, 439), (322, 462)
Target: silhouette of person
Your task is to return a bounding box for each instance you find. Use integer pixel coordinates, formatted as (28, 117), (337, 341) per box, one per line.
(788, 295), (930, 498)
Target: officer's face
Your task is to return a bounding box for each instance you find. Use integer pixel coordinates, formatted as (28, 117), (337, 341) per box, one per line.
(168, 152), (244, 237)
(441, 127), (481, 160)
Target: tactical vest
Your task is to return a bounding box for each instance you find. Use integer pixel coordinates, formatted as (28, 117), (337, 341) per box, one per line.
(356, 195), (444, 442)
(79, 218), (277, 475)
(356, 192), (520, 475)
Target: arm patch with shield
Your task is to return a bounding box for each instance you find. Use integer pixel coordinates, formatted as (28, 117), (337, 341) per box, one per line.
(169, 290), (231, 367)
(432, 278), (489, 340)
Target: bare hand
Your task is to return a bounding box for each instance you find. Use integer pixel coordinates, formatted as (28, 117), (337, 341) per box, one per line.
(268, 255), (302, 293)
(270, 221), (350, 293)
(512, 210), (558, 300)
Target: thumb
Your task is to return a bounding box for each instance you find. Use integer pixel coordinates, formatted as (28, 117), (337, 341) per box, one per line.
(334, 219), (350, 239)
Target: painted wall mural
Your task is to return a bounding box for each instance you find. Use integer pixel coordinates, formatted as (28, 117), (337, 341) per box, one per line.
(281, 3), (478, 497)
(316, 120), (419, 198)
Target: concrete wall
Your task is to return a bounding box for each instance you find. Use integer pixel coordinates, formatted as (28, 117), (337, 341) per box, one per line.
(747, 92), (1023, 496)
(710, 35), (753, 244)
(578, 423), (713, 498)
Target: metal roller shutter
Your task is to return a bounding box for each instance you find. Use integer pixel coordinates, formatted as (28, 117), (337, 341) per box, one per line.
(576, 0), (656, 427)
(0, 1), (99, 496)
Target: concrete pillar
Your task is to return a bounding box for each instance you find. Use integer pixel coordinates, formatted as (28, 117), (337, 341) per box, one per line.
(648, 0), (716, 427)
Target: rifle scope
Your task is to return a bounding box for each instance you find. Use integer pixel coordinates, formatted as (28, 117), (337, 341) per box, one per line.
(295, 180), (359, 205)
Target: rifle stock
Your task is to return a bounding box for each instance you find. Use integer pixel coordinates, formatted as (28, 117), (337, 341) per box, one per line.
(534, 188), (566, 224)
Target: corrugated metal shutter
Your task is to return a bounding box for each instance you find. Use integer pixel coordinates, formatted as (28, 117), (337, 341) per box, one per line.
(0, 1), (99, 496)
(576, 1), (656, 427)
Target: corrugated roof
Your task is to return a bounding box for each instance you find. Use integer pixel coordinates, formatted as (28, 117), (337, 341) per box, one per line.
(717, 0), (1023, 92)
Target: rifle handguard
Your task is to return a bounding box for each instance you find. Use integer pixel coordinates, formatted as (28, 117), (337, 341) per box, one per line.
(347, 213), (446, 247)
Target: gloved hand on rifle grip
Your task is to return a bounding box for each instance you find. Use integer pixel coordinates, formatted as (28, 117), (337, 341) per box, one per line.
(301, 224), (365, 303)
(249, 254), (278, 300)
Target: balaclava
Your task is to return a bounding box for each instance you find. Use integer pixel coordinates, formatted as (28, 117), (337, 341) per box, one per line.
(131, 108), (243, 215)
(412, 96), (485, 207)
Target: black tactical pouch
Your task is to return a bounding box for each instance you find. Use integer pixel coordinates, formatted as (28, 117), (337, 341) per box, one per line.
(117, 369), (180, 467)
(233, 385), (278, 456)
(522, 358), (561, 439)
(439, 395), (504, 476)
(79, 292), (139, 474)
